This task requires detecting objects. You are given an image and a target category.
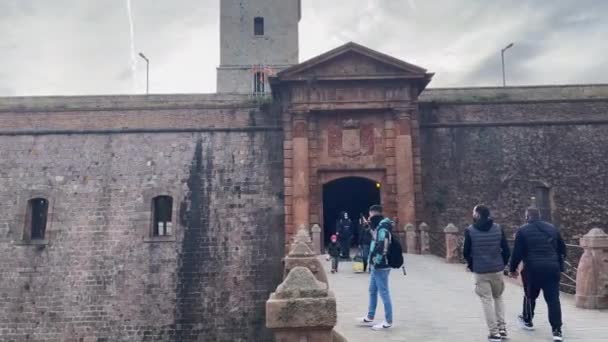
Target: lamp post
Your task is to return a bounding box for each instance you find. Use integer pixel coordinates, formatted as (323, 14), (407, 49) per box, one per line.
(138, 52), (149, 94)
(501, 43), (514, 87)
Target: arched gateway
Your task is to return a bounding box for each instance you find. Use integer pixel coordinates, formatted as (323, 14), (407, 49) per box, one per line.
(322, 176), (381, 246)
(270, 42), (434, 251)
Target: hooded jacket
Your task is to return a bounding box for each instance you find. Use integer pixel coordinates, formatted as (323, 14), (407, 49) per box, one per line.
(368, 218), (393, 269)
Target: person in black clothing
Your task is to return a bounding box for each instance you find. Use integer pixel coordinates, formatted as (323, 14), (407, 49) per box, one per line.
(336, 211), (353, 259)
(509, 207), (566, 342)
(358, 214), (373, 272)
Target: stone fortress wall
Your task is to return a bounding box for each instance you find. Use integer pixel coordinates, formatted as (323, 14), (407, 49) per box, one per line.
(0, 94), (285, 341)
(1, 83), (607, 340)
(419, 84), (608, 241)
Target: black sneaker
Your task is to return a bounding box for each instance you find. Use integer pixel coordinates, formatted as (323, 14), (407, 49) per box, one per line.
(488, 334), (502, 342)
(552, 329), (563, 341)
(518, 315), (534, 330)
(499, 328), (508, 339)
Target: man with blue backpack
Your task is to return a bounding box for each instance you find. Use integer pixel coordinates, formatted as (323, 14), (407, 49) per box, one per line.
(357, 204), (403, 331)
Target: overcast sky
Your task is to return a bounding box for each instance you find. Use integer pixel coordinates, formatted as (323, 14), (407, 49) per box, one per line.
(1, 0), (607, 97)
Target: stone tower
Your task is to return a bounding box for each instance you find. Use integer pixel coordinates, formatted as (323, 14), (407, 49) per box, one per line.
(217, 0), (301, 94)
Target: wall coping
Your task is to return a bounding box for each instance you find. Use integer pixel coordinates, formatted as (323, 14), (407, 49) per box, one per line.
(3, 84), (608, 112)
(420, 84), (608, 103)
(0, 93), (256, 113)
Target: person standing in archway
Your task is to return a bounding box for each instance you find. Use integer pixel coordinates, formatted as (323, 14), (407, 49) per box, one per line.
(336, 211), (353, 259)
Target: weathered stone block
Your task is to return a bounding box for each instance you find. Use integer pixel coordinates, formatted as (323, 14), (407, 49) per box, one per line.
(576, 228), (608, 309)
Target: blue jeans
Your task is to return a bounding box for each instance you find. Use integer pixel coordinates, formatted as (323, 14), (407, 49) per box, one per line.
(367, 268), (393, 323)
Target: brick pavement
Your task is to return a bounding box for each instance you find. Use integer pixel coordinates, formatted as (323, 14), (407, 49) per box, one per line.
(324, 254), (608, 342)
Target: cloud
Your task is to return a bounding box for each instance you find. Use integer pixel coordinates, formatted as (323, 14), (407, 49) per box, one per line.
(0, 0), (606, 96)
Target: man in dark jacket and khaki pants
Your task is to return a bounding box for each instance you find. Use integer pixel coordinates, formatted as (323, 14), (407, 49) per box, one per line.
(463, 205), (511, 342)
(509, 207), (566, 341)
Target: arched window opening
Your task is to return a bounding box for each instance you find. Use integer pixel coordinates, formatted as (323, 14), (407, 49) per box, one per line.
(254, 17), (264, 36)
(27, 198), (48, 240)
(152, 196), (173, 237)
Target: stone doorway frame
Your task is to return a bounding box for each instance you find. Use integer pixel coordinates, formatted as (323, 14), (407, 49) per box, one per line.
(317, 169), (386, 250)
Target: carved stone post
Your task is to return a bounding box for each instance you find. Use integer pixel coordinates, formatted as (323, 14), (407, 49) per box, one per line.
(575, 228), (608, 309)
(405, 223), (418, 254)
(444, 223), (460, 263)
(311, 224), (322, 255)
(419, 222), (431, 255)
(393, 108), (416, 226)
(284, 241), (328, 285)
(293, 224), (314, 252)
(292, 112), (310, 229)
(266, 267), (337, 342)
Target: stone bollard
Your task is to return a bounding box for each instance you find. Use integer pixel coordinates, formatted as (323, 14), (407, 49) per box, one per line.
(443, 223), (460, 263)
(284, 241), (328, 284)
(311, 224), (322, 255)
(575, 228), (608, 309)
(419, 222), (431, 255)
(293, 225), (314, 252)
(405, 223), (418, 254)
(266, 267), (337, 342)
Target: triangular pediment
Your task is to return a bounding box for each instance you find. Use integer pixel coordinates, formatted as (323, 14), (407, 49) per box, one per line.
(276, 42), (432, 82)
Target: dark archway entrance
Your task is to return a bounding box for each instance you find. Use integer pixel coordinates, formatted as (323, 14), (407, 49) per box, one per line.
(322, 177), (381, 246)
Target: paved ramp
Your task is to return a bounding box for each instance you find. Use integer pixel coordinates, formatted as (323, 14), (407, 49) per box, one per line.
(324, 254), (608, 342)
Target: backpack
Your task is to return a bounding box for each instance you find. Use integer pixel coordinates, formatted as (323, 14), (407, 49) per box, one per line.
(380, 228), (404, 269)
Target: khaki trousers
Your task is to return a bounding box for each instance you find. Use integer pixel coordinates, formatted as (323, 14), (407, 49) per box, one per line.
(474, 271), (506, 335)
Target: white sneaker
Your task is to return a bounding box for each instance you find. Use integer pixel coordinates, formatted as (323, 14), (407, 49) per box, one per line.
(371, 321), (392, 330)
(356, 316), (374, 326)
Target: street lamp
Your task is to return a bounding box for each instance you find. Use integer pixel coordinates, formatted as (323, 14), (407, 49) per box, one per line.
(501, 43), (514, 87)
(138, 52), (149, 95)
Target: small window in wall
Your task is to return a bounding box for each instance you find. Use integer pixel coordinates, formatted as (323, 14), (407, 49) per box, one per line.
(253, 71), (265, 94)
(152, 196), (173, 237)
(26, 198), (49, 240)
(254, 17), (264, 36)
(535, 186), (552, 222)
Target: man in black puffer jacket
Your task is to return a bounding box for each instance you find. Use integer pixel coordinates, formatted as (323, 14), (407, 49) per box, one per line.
(509, 207), (566, 341)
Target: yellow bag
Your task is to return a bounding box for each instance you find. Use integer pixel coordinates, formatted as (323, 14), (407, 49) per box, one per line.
(352, 257), (364, 273)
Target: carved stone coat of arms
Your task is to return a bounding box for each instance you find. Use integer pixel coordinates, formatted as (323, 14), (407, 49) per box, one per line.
(328, 119), (375, 158)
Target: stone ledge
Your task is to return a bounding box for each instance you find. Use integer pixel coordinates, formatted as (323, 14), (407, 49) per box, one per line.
(420, 84), (608, 103)
(0, 93), (255, 113)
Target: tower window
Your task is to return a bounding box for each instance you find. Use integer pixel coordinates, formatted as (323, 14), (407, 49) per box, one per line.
(254, 71), (265, 94)
(152, 196), (173, 237)
(254, 17), (264, 36)
(26, 198), (48, 240)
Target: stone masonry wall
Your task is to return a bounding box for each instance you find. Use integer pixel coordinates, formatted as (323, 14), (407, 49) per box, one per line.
(0, 95), (285, 341)
(419, 86), (608, 243)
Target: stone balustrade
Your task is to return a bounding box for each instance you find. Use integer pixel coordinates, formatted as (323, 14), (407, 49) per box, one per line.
(443, 223), (460, 263)
(405, 223), (418, 254)
(419, 222), (431, 255)
(575, 228), (608, 309)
